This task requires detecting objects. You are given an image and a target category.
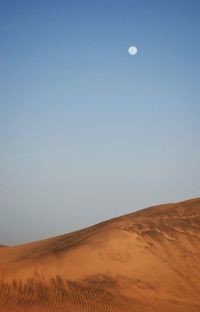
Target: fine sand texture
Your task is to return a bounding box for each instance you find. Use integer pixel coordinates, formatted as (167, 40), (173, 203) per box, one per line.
(0, 198), (200, 312)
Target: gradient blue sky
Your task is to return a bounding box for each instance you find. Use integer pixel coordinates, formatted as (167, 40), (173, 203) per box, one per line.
(1, 0), (200, 245)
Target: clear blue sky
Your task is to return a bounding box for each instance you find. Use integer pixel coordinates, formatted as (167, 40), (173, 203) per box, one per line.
(1, 0), (200, 245)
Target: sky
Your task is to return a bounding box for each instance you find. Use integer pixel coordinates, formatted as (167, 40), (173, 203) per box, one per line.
(0, 0), (200, 245)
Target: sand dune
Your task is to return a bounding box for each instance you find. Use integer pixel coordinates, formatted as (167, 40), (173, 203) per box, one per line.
(0, 198), (200, 312)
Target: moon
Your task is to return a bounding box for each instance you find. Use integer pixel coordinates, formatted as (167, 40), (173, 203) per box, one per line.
(128, 46), (138, 56)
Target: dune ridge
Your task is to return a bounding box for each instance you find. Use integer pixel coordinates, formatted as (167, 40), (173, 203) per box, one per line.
(0, 198), (200, 311)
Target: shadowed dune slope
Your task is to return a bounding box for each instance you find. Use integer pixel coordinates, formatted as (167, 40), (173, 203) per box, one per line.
(0, 198), (200, 312)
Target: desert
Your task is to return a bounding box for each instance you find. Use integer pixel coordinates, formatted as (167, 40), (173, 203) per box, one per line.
(0, 198), (200, 312)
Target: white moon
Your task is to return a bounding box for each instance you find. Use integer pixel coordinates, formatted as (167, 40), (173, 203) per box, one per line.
(128, 46), (138, 56)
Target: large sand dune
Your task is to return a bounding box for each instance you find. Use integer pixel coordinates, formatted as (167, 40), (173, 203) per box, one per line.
(0, 198), (200, 311)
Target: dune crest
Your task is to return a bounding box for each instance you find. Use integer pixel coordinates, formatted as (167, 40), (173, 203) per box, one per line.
(0, 198), (200, 311)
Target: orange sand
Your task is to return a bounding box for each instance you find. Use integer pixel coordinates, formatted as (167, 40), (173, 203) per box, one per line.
(0, 198), (200, 311)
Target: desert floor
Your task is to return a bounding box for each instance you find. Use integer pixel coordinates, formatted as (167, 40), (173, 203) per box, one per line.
(0, 198), (200, 311)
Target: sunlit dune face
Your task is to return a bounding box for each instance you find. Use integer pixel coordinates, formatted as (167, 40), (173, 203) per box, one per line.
(0, 198), (200, 312)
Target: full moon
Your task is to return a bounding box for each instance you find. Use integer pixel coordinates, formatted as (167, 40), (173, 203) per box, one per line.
(128, 46), (138, 56)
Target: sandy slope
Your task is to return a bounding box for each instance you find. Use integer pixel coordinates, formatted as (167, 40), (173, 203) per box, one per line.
(0, 198), (200, 312)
